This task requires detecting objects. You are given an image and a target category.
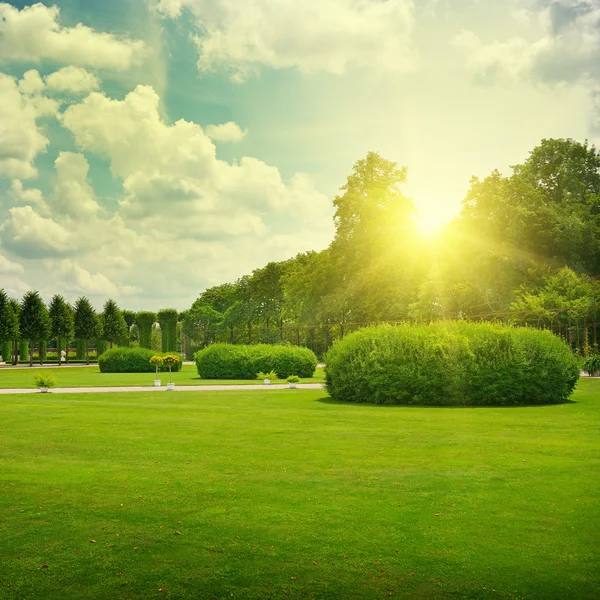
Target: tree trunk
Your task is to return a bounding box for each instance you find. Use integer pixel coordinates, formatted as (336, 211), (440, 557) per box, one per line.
(66, 340), (70, 364)
(12, 339), (17, 365)
(58, 336), (62, 366)
(85, 339), (89, 366)
(110, 341), (113, 349)
(29, 340), (34, 367)
(39, 340), (43, 365)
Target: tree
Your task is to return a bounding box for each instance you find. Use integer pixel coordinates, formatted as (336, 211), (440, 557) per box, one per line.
(49, 295), (74, 366)
(102, 299), (128, 348)
(135, 312), (156, 349)
(0, 290), (19, 364)
(74, 297), (97, 365)
(9, 299), (21, 365)
(157, 308), (178, 352)
(122, 309), (136, 346)
(19, 291), (51, 367)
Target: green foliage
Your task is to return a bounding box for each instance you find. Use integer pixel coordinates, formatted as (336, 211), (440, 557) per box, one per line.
(34, 374), (56, 388)
(325, 322), (579, 406)
(583, 355), (600, 376)
(157, 308), (178, 352)
(286, 375), (300, 383)
(98, 347), (182, 373)
(74, 297), (97, 365)
(135, 311), (156, 349)
(102, 299), (128, 347)
(49, 295), (73, 365)
(195, 344), (318, 379)
(19, 291), (51, 366)
(257, 370), (277, 381)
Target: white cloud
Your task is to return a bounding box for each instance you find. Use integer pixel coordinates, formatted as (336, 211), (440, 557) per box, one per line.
(0, 254), (24, 275)
(51, 152), (99, 218)
(0, 73), (51, 179)
(18, 69), (45, 95)
(454, 1), (600, 86)
(51, 259), (140, 297)
(205, 121), (247, 142)
(9, 180), (50, 215)
(0, 2), (146, 70)
(0, 206), (74, 258)
(45, 66), (100, 93)
(156, 0), (416, 81)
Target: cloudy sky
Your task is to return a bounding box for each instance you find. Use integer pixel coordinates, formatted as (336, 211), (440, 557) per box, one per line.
(0, 0), (598, 310)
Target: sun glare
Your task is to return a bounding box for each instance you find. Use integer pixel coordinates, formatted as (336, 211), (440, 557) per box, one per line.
(416, 212), (446, 237)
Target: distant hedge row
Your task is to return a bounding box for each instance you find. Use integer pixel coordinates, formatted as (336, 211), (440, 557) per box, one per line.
(98, 347), (183, 373)
(325, 322), (579, 406)
(194, 344), (318, 379)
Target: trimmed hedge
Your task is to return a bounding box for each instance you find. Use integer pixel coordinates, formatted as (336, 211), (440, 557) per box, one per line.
(98, 347), (183, 373)
(194, 344), (317, 379)
(325, 322), (579, 406)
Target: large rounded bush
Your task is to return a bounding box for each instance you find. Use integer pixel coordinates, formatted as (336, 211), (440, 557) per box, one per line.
(98, 347), (183, 373)
(194, 344), (317, 379)
(325, 322), (579, 406)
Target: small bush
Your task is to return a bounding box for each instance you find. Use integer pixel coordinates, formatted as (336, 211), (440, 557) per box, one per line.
(257, 371), (277, 381)
(325, 322), (579, 406)
(287, 375), (300, 383)
(34, 374), (56, 388)
(194, 344), (317, 379)
(99, 347), (182, 373)
(583, 355), (600, 376)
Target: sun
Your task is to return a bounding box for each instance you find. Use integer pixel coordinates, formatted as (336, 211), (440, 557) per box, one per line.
(416, 212), (446, 237)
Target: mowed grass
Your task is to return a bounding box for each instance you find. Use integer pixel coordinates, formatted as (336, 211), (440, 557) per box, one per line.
(0, 382), (599, 599)
(0, 364), (325, 389)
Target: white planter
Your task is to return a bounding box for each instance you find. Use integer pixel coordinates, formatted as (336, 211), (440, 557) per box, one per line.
(154, 379), (162, 387)
(167, 382), (175, 391)
(264, 379), (271, 385)
(288, 383), (297, 389)
(40, 387), (49, 393)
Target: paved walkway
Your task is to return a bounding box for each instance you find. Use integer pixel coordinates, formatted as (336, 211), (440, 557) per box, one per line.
(0, 383), (325, 395)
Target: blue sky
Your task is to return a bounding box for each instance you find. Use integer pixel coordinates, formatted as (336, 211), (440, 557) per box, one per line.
(0, 0), (598, 309)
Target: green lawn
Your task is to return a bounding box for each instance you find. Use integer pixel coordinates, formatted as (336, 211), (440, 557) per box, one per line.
(0, 364), (325, 388)
(0, 381), (599, 599)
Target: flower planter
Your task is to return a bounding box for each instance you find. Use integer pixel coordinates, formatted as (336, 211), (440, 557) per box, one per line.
(264, 379), (271, 385)
(154, 380), (162, 387)
(167, 382), (175, 391)
(288, 382), (297, 389)
(39, 387), (49, 393)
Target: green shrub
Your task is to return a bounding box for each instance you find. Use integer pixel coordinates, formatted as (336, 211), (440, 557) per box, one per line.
(325, 322), (579, 406)
(194, 344), (317, 379)
(257, 371), (277, 381)
(583, 355), (600, 376)
(34, 374), (56, 388)
(98, 347), (182, 373)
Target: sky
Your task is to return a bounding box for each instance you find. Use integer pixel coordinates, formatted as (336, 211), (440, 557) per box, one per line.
(0, 0), (598, 310)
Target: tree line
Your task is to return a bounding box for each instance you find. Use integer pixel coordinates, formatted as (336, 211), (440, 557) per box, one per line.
(181, 138), (600, 349)
(0, 292), (179, 366)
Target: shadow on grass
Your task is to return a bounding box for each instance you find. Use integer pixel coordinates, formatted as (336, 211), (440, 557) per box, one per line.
(315, 396), (577, 408)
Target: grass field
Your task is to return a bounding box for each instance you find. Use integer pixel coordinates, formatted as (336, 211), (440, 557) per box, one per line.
(0, 364), (325, 389)
(0, 381), (599, 599)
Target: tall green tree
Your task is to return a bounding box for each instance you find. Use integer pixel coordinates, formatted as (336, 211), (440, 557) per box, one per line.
(19, 291), (51, 367)
(74, 297), (97, 365)
(102, 299), (128, 348)
(135, 312), (156, 349)
(49, 295), (74, 366)
(0, 290), (19, 364)
(157, 308), (178, 352)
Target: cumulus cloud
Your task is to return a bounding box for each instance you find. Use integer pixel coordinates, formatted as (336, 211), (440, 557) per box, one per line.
(0, 254), (24, 275)
(0, 206), (74, 258)
(45, 66), (100, 93)
(205, 121), (247, 142)
(9, 180), (50, 215)
(61, 85), (332, 235)
(0, 73), (53, 179)
(453, 0), (600, 86)
(0, 2), (146, 70)
(17, 69), (45, 95)
(156, 0), (416, 81)
(51, 152), (100, 218)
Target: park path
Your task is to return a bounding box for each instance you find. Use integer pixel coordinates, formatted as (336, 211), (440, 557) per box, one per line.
(0, 383), (325, 395)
